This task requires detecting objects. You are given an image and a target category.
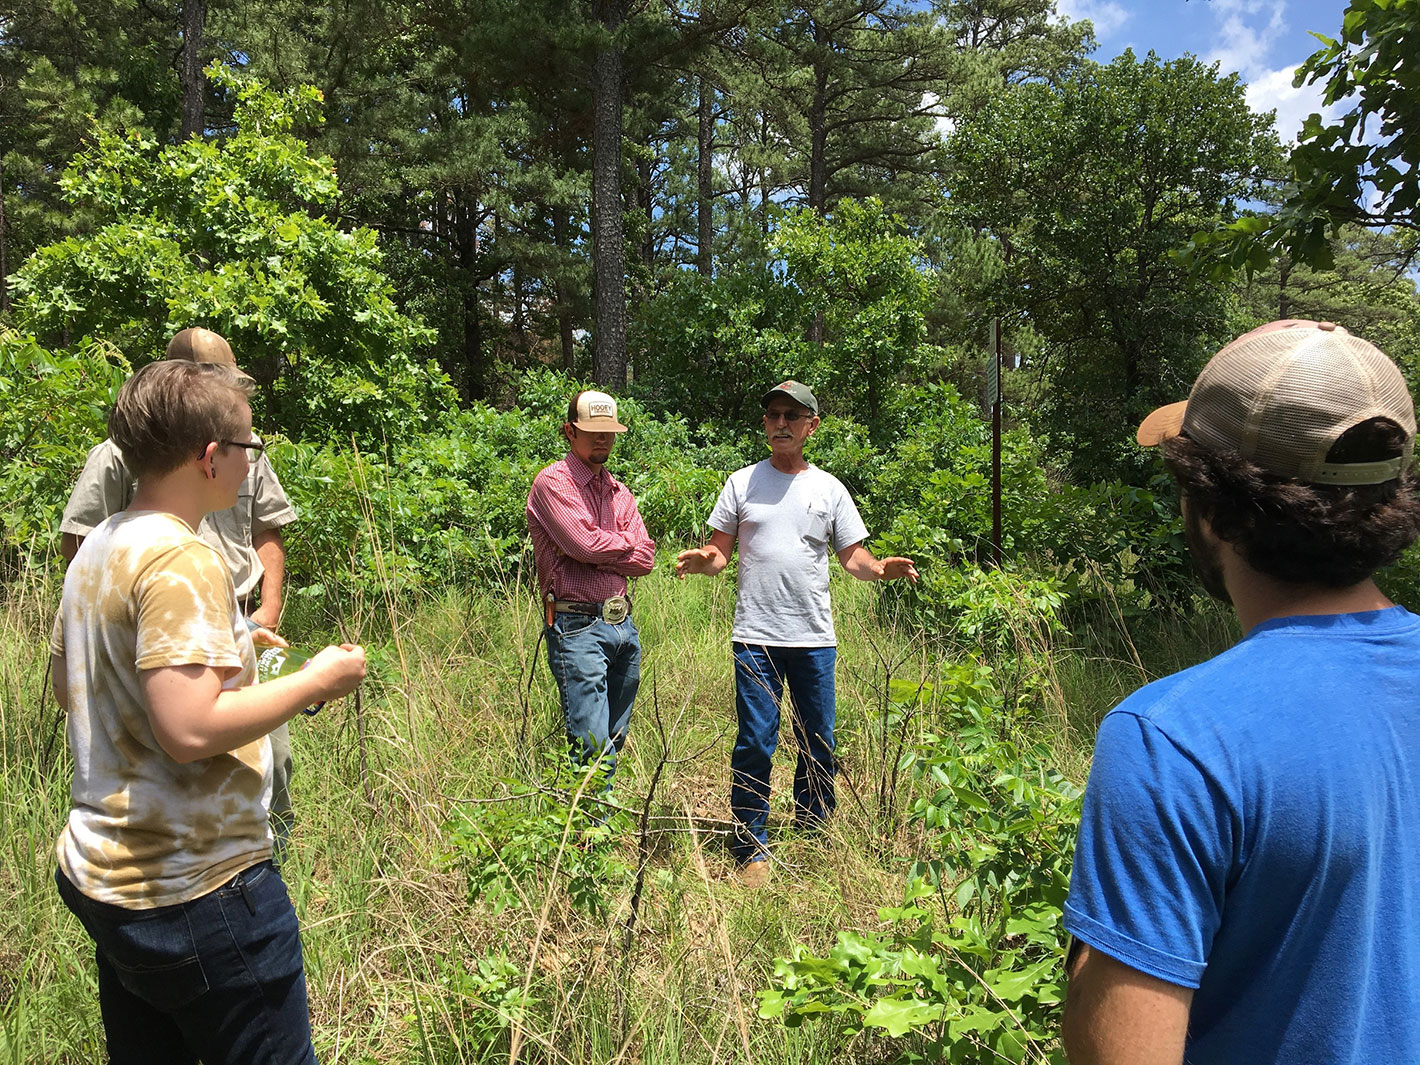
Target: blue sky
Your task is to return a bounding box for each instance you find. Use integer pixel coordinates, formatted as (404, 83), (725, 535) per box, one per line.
(1055, 0), (1352, 142)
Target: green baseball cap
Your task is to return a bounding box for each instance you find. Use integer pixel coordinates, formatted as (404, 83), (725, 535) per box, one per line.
(762, 380), (819, 415)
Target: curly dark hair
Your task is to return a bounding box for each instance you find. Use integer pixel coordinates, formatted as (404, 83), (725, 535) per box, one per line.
(1162, 419), (1420, 588)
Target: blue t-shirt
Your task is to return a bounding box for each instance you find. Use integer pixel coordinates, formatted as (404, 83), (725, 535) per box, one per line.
(1065, 607), (1420, 1064)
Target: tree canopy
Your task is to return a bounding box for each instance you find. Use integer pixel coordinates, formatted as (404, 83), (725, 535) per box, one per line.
(1192, 0), (1420, 274)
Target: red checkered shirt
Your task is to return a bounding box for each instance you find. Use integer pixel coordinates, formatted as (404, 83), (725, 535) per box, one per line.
(526, 452), (655, 604)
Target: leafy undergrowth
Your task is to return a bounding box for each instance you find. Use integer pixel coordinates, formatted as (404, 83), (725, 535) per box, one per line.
(1, 563), (1231, 1064)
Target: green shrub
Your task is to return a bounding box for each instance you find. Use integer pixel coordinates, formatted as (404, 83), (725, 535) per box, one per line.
(0, 331), (127, 571)
(867, 383), (1193, 630)
(10, 65), (441, 450)
(760, 671), (1080, 1062)
(443, 759), (632, 919)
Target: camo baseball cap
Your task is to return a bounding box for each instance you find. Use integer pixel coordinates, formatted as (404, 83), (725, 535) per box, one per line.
(762, 380), (819, 415)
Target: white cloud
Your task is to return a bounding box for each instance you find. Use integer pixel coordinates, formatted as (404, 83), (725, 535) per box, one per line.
(922, 91), (955, 140)
(1054, 0), (1132, 40)
(1244, 64), (1338, 144)
(1203, 0), (1288, 78)
(1190, 0), (1349, 144)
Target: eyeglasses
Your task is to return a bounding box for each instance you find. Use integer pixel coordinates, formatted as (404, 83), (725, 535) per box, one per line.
(220, 440), (266, 462)
(764, 410), (814, 424)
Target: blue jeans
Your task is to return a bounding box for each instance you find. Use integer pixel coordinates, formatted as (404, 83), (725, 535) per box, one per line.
(545, 612), (641, 784)
(56, 862), (316, 1065)
(730, 643), (837, 862)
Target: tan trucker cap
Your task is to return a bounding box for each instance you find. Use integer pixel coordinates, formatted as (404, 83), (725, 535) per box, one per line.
(165, 327), (255, 383)
(1137, 320), (1416, 486)
(571, 390), (628, 432)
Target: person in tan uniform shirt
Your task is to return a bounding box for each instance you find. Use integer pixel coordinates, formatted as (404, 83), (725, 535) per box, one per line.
(51, 359), (365, 1064)
(60, 328), (301, 845)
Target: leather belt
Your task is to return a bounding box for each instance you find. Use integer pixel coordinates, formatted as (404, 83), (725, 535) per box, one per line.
(554, 595), (631, 624)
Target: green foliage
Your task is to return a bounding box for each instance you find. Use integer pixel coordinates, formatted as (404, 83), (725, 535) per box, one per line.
(273, 408), (552, 608)
(774, 199), (935, 427)
(633, 198), (937, 433)
(631, 257), (807, 427)
(1037, 479), (1189, 614)
(946, 50), (1279, 482)
(0, 2), (182, 273)
(273, 368), (745, 606)
(1376, 539), (1420, 614)
(866, 383), (1039, 560)
(443, 760), (632, 920)
(10, 64), (441, 447)
(867, 383), (1192, 630)
(1191, 0), (1420, 275)
(0, 331), (127, 568)
(419, 949), (531, 1059)
(760, 672), (1080, 1063)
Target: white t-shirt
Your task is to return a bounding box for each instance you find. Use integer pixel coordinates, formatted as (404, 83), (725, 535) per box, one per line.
(51, 511), (269, 908)
(708, 461), (868, 647)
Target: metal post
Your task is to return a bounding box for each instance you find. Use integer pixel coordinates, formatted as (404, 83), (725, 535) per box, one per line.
(991, 319), (1003, 567)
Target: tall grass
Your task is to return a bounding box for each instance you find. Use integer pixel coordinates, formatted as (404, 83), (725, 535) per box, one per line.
(0, 531), (1235, 1063)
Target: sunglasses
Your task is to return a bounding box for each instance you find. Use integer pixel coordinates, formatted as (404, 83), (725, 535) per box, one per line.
(220, 439), (267, 462)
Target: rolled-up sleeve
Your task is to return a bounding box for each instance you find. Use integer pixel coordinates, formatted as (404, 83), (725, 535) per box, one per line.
(249, 446), (297, 532)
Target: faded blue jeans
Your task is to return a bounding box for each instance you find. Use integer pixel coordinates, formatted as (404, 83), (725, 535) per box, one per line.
(729, 642), (838, 863)
(56, 861), (316, 1065)
(545, 611), (641, 786)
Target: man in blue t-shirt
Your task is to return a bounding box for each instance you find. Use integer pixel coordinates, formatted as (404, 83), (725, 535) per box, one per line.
(1062, 320), (1420, 1064)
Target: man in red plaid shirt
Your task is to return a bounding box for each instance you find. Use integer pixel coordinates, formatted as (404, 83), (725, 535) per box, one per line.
(527, 390), (656, 786)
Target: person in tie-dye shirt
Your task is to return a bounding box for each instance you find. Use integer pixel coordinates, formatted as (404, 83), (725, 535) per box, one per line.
(50, 360), (366, 1065)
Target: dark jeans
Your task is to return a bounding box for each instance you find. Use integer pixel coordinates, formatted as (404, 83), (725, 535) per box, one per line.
(729, 642), (838, 863)
(56, 861), (317, 1065)
(545, 612), (641, 786)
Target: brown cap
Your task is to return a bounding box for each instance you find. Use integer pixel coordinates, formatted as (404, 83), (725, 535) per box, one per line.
(1138, 320), (1416, 485)
(571, 390), (628, 432)
(165, 328), (254, 383)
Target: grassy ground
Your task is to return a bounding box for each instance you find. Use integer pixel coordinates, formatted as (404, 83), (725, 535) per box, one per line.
(0, 556), (1235, 1064)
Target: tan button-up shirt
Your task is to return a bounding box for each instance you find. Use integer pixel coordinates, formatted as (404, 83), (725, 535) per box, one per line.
(60, 437), (297, 599)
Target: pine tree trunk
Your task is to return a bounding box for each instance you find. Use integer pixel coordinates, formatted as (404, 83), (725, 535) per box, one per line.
(697, 76), (714, 275)
(807, 20), (829, 215)
(179, 0), (206, 139)
(455, 193), (486, 400)
(591, 0), (628, 388)
(553, 206), (575, 370)
(0, 156), (8, 315)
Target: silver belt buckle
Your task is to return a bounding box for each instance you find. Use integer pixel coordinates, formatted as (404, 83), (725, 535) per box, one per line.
(603, 595), (629, 624)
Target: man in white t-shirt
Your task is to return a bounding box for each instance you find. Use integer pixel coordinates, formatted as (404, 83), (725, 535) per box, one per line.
(676, 381), (917, 886)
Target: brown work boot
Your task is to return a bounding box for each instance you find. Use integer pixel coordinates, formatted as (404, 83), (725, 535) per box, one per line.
(740, 860), (772, 888)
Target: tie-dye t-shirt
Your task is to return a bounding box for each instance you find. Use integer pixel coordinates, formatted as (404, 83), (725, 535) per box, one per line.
(49, 510), (270, 908)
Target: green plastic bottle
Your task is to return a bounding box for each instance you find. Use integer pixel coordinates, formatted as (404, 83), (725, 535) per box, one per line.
(249, 630), (325, 716)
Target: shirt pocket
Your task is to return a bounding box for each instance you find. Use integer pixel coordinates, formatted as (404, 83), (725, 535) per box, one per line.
(804, 502), (833, 547)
